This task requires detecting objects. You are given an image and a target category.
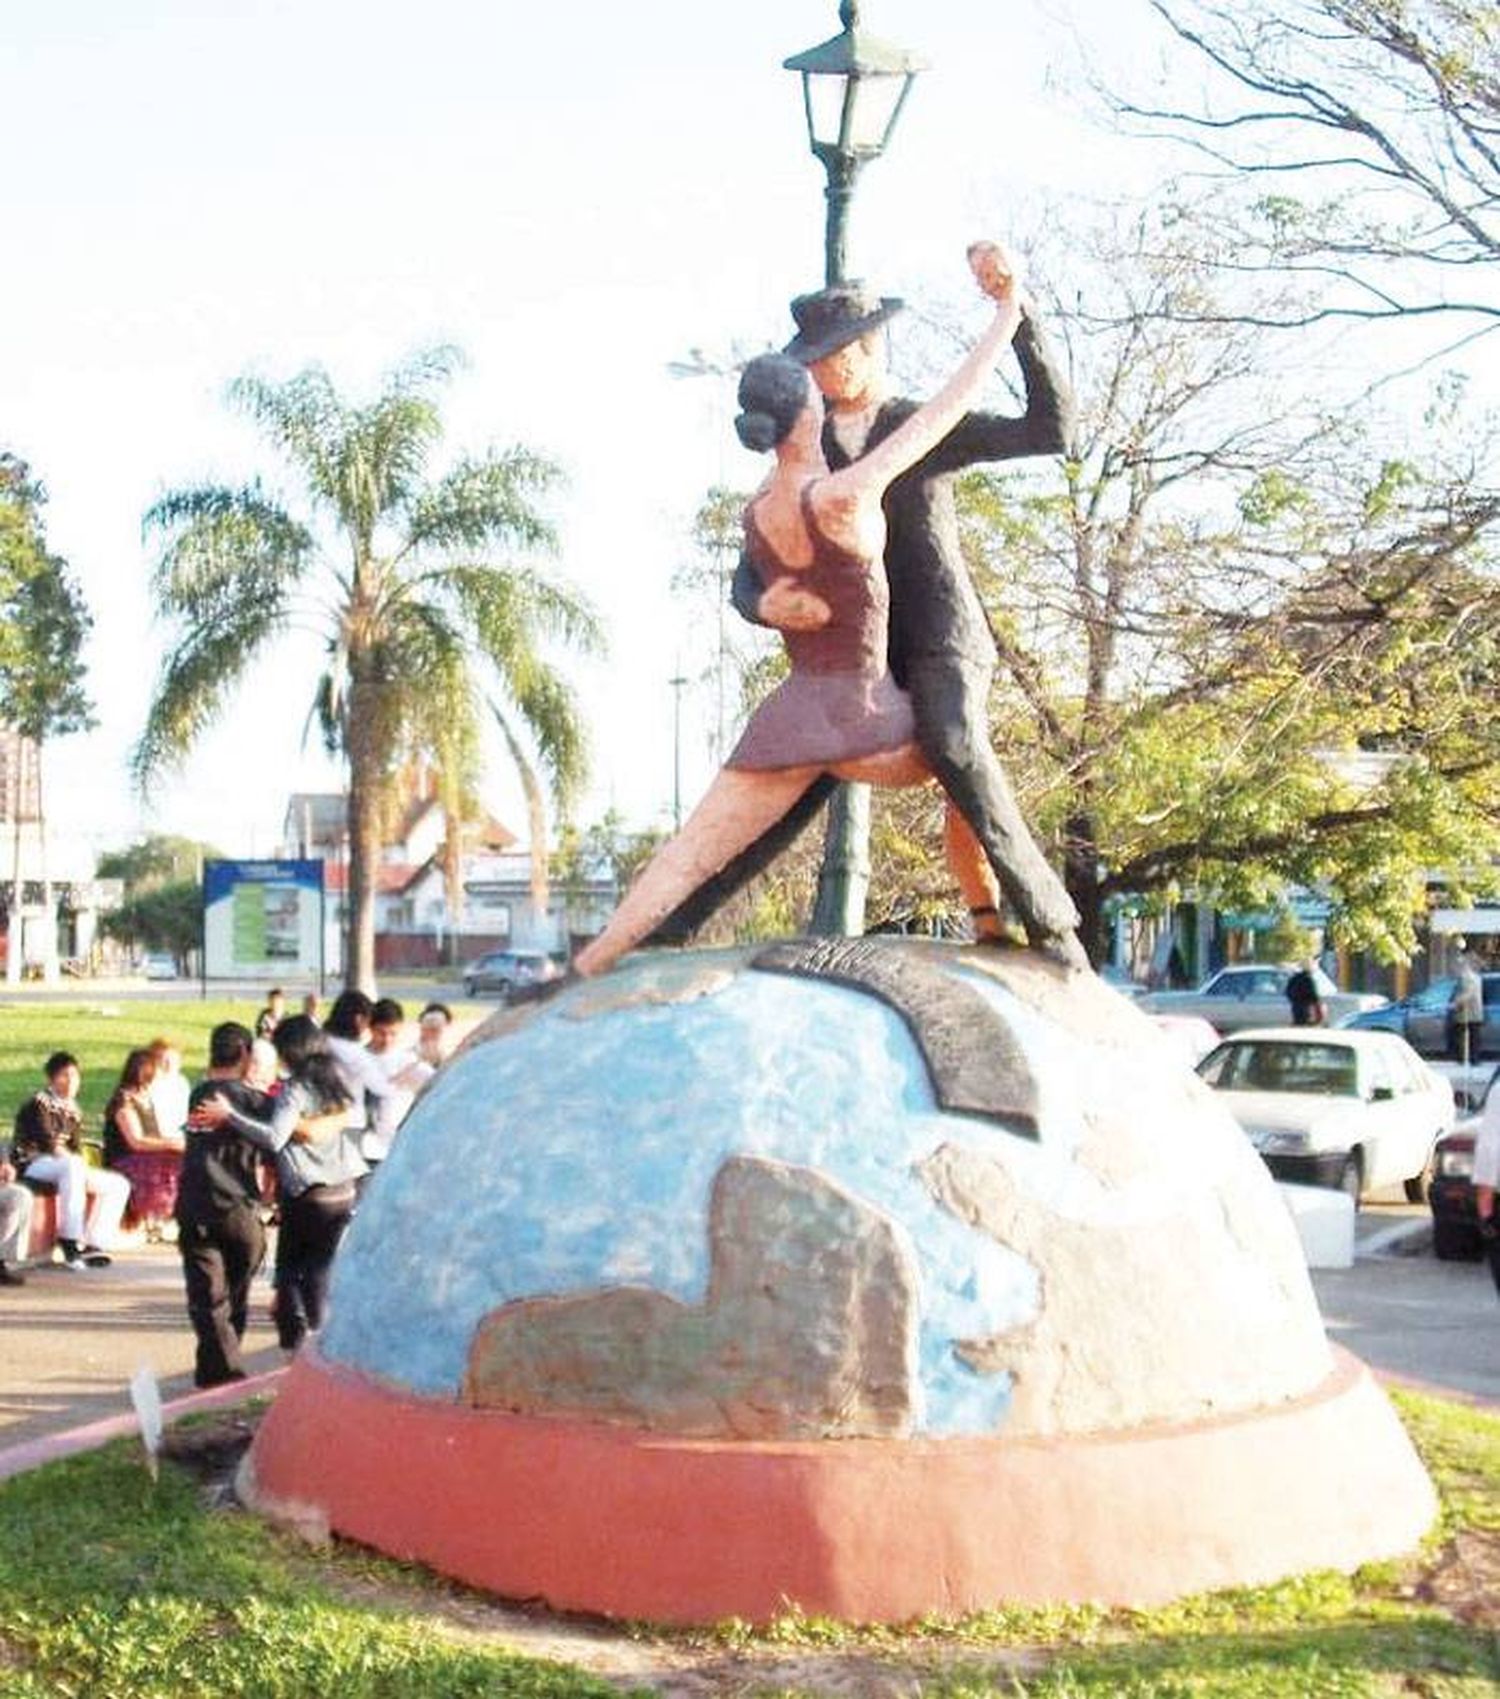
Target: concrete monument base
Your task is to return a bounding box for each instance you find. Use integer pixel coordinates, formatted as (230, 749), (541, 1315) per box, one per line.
(242, 1342), (1433, 1624)
(240, 943), (1437, 1621)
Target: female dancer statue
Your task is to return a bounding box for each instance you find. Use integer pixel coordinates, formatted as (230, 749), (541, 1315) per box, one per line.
(576, 242), (1048, 979)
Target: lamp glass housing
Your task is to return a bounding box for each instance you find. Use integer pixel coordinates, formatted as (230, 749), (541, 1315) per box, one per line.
(802, 67), (911, 158)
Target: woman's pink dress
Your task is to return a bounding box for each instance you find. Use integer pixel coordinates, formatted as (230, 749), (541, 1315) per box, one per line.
(727, 484), (914, 771)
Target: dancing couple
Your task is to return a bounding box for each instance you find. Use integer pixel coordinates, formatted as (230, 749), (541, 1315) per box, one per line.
(576, 240), (1084, 979)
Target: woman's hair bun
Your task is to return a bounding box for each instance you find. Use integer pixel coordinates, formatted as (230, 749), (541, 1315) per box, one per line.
(735, 410), (780, 452)
(735, 354), (810, 451)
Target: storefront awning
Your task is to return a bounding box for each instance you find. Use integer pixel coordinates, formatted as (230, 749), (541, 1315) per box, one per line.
(1430, 907), (1500, 934)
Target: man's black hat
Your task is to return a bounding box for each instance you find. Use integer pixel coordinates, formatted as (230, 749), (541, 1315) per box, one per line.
(784, 282), (904, 364)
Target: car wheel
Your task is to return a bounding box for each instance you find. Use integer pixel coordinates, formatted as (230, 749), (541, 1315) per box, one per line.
(1433, 1217), (1482, 1262)
(463, 980), (477, 997)
(497, 979), (513, 1001)
(1337, 1152), (1363, 1206)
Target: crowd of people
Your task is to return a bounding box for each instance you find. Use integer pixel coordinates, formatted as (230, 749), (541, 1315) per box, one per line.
(3, 987), (457, 1386)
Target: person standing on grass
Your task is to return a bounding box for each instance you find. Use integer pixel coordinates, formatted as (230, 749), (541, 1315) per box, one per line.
(256, 987), (286, 1040)
(11, 1051), (129, 1269)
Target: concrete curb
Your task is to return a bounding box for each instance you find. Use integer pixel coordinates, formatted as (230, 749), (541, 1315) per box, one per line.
(0, 1367), (285, 1483)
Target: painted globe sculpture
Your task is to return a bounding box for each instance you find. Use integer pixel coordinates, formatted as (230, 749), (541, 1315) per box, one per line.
(242, 940), (1434, 1623)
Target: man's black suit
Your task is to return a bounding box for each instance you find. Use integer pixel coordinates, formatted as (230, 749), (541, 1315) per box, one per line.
(647, 314), (1079, 950)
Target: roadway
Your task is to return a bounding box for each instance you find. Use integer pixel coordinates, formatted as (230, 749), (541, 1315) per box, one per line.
(0, 973), (475, 1006)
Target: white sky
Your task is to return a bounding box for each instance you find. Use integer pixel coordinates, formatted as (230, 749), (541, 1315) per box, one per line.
(0, 0), (1223, 868)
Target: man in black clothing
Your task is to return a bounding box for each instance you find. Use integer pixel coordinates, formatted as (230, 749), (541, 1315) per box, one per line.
(1285, 963), (1325, 1027)
(654, 281), (1085, 966)
(177, 1022), (272, 1387)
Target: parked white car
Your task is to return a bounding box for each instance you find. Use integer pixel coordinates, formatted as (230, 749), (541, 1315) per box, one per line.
(1195, 1026), (1454, 1203)
(1139, 963), (1386, 1034)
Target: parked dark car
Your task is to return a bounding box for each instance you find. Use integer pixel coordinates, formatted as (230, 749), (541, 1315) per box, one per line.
(1340, 972), (1500, 1059)
(1429, 1125), (1487, 1260)
(1428, 1059), (1499, 1259)
(462, 949), (559, 999)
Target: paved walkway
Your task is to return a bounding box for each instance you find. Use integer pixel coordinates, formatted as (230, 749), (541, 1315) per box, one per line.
(1312, 1231), (1500, 1406)
(0, 1238), (286, 1452)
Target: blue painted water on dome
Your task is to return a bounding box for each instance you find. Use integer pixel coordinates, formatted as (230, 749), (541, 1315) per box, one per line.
(321, 955), (1044, 1435)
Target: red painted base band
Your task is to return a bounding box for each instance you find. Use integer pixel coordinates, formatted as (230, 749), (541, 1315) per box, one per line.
(242, 1345), (1435, 1623)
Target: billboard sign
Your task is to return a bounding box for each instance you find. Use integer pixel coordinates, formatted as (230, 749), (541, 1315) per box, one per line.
(203, 859), (324, 982)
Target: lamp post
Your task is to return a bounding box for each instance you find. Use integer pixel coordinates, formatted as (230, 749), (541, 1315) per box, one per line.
(784, 1), (925, 934)
(783, 0), (926, 290)
(669, 672), (688, 831)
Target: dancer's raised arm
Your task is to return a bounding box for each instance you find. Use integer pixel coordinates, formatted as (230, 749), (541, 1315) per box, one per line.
(814, 242), (1024, 527)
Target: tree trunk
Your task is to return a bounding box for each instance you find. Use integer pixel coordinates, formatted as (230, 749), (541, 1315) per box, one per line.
(344, 674), (382, 995)
(1063, 810), (1103, 967)
(35, 747), (56, 983)
(6, 738), (23, 985)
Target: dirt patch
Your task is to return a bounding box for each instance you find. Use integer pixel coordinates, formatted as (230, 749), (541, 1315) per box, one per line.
(304, 1554), (1050, 1696)
(160, 1410), (263, 1508)
(1413, 1530), (1500, 1629)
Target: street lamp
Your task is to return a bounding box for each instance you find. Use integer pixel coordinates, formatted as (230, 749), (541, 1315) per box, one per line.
(783, 0), (927, 288)
(669, 672), (689, 831)
(785, 2), (925, 936)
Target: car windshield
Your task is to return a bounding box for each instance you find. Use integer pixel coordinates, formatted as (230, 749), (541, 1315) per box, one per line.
(1205, 968), (1285, 996)
(1198, 1040), (1360, 1097)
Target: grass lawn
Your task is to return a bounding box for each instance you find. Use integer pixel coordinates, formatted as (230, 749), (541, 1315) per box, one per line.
(0, 1388), (1494, 1697)
(0, 997), (271, 1133)
(0, 993), (491, 1135)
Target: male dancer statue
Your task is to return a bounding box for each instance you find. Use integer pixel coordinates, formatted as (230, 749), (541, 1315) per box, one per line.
(648, 281), (1085, 967)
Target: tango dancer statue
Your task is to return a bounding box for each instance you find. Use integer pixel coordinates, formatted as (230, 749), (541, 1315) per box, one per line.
(646, 257), (1083, 965)
(578, 242), (1083, 979)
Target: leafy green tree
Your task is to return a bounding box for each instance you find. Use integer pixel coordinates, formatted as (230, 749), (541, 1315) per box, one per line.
(552, 810), (666, 903)
(96, 835), (221, 971)
(96, 833), (214, 892)
(951, 210), (1500, 962)
(0, 455), (94, 982)
(99, 881), (203, 968)
(671, 487), (758, 761)
(135, 347), (601, 992)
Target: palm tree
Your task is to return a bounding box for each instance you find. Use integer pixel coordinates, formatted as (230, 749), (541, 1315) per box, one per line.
(135, 347), (601, 992)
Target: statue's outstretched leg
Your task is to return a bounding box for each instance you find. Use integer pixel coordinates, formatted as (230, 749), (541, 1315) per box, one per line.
(576, 767), (822, 978)
(643, 773), (838, 946)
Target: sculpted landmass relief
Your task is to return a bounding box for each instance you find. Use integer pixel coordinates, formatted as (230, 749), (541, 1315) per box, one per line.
(465, 1154), (920, 1440)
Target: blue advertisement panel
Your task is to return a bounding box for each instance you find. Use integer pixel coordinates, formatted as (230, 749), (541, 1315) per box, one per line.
(203, 859), (324, 981)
